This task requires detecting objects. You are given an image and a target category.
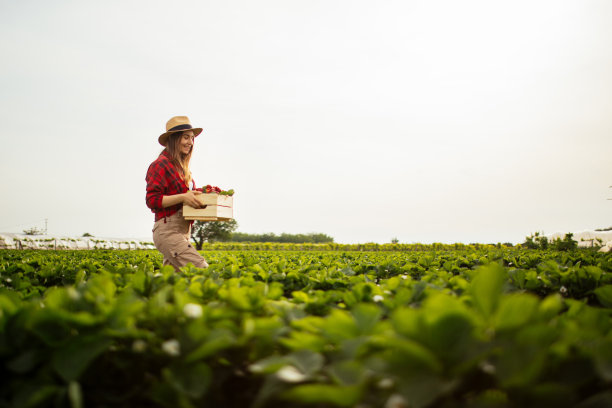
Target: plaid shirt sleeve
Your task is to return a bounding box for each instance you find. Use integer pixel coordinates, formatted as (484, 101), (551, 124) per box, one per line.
(145, 152), (190, 220)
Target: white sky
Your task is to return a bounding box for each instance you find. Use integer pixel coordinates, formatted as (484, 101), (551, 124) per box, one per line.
(0, 0), (611, 244)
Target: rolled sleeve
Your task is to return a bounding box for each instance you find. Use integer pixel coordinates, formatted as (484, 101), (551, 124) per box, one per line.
(146, 161), (166, 212)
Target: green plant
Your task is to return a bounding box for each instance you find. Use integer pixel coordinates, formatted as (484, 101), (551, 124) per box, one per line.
(551, 233), (578, 251)
(1, 248), (611, 407)
(523, 232), (549, 249)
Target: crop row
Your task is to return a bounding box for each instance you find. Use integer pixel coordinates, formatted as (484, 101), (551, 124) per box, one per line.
(0, 249), (611, 408)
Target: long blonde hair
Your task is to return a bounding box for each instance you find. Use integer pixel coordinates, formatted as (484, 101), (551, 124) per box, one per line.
(165, 132), (193, 188)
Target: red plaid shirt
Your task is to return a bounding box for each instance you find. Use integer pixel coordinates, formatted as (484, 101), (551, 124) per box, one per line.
(145, 150), (197, 221)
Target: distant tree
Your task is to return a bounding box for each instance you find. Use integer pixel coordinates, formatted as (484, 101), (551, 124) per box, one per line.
(391, 237), (399, 244)
(82, 232), (93, 237)
(523, 232), (548, 249)
(551, 233), (578, 251)
(524, 232), (577, 250)
(191, 219), (238, 249)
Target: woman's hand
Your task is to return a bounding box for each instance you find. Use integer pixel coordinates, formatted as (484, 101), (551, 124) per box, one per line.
(182, 190), (203, 208)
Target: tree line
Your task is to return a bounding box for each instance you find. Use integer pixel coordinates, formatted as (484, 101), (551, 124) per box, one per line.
(231, 232), (333, 243)
(190, 220), (334, 250)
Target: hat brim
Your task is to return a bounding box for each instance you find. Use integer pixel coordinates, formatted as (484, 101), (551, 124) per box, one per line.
(158, 127), (203, 146)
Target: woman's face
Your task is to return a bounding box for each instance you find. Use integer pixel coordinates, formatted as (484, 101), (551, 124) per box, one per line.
(179, 130), (195, 155)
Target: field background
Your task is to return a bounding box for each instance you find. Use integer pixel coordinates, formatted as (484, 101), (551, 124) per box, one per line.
(1, 247), (611, 407)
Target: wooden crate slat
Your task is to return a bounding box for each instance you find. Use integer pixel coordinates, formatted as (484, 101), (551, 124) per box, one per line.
(182, 193), (234, 221)
(184, 216), (232, 221)
(196, 194), (233, 206)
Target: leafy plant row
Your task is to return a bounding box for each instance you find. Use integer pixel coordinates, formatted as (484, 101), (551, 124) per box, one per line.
(0, 249), (611, 408)
(197, 242), (513, 251)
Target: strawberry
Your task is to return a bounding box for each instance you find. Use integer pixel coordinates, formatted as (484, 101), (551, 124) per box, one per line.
(201, 184), (234, 195)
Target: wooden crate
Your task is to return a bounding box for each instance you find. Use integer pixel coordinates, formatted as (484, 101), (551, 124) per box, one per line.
(183, 193), (234, 221)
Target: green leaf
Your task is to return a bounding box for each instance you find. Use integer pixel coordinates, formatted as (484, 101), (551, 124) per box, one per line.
(427, 313), (477, 367)
(494, 294), (539, 331)
(52, 336), (112, 382)
(351, 303), (382, 334)
(249, 355), (290, 374)
(280, 331), (327, 352)
(594, 285), (612, 308)
(384, 337), (443, 374)
(163, 362), (212, 399)
(0, 288), (22, 316)
(538, 294), (564, 320)
(219, 286), (261, 311)
(470, 264), (506, 319)
(6, 350), (41, 374)
(470, 389), (509, 407)
(508, 268), (526, 289)
(594, 340), (612, 381)
(188, 281), (204, 297)
(252, 264), (269, 280)
(131, 268), (148, 294)
(329, 360), (366, 386)
(386, 276), (401, 290)
(282, 384), (361, 407)
(395, 374), (458, 408)
(340, 267), (355, 276)
(321, 309), (359, 342)
(493, 324), (556, 387)
(392, 307), (422, 339)
(288, 349), (324, 376)
(30, 309), (73, 346)
(185, 328), (235, 362)
(12, 385), (60, 408)
(291, 291), (309, 303)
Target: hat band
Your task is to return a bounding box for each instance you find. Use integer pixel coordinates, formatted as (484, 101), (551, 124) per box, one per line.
(168, 124), (192, 132)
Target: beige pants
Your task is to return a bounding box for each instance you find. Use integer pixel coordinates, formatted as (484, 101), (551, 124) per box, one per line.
(152, 210), (209, 272)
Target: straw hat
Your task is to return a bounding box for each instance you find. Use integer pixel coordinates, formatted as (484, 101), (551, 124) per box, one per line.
(158, 116), (203, 146)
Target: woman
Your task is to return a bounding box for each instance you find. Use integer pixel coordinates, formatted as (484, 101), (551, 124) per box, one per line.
(145, 116), (209, 271)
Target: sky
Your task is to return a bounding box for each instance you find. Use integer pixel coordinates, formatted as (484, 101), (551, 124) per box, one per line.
(0, 0), (611, 244)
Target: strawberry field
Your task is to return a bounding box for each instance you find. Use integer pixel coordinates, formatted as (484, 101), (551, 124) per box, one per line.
(1, 247), (612, 408)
